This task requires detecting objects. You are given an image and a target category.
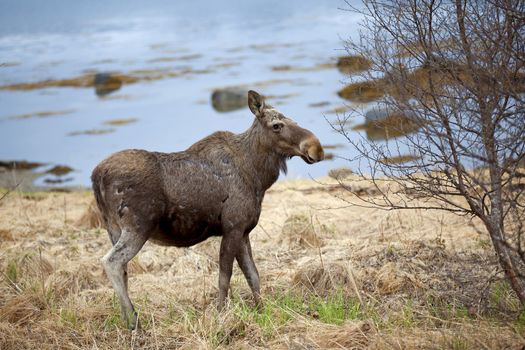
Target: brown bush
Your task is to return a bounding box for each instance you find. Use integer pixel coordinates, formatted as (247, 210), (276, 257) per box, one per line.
(280, 214), (324, 249)
(293, 263), (352, 296)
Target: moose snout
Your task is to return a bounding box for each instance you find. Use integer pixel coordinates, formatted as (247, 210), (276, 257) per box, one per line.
(300, 137), (325, 164)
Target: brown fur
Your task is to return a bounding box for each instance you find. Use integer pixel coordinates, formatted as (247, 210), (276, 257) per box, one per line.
(91, 90), (324, 329)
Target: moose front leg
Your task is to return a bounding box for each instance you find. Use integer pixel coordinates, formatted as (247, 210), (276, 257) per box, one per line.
(217, 231), (241, 310)
(236, 235), (261, 307)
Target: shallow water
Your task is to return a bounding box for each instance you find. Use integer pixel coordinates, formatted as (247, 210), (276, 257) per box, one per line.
(0, 0), (373, 188)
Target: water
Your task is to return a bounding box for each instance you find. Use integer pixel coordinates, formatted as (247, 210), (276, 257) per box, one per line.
(0, 0), (366, 189)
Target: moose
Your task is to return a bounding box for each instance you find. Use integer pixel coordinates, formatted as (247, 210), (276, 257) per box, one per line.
(92, 90), (324, 329)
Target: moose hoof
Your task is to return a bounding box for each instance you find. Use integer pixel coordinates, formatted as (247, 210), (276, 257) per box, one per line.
(127, 311), (139, 331)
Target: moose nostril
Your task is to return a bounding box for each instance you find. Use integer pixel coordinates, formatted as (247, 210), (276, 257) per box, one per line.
(311, 145), (324, 162)
(300, 137), (324, 163)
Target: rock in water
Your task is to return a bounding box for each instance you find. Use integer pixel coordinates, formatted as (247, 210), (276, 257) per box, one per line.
(94, 73), (123, 97)
(211, 88), (246, 112)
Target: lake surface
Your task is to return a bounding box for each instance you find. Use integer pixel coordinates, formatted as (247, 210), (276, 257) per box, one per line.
(0, 0), (366, 189)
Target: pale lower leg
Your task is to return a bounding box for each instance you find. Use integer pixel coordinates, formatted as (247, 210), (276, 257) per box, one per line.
(101, 229), (147, 329)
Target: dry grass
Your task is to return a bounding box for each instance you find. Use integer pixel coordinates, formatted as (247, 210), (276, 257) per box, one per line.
(0, 178), (524, 349)
(75, 198), (104, 229)
(279, 214), (326, 250)
(292, 263), (352, 296)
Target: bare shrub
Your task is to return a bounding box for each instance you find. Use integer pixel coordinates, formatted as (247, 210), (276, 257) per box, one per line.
(336, 0), (525, 303)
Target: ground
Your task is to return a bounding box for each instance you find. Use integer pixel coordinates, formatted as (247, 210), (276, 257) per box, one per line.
(0, 176), (524, 349)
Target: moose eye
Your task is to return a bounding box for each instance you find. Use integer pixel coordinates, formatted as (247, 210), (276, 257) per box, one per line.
(272, 123), (283, 132)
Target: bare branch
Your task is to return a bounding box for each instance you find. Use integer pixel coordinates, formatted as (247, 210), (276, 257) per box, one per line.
(337, 0), (525, 303)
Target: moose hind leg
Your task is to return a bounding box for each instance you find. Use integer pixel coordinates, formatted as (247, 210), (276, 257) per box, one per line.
(107, 225), (122, 246)
(106, 227), (130, 291)
(101, 228), (148, 330)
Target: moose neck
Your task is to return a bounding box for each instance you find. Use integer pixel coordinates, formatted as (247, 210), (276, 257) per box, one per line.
(235, 119), (287, 194)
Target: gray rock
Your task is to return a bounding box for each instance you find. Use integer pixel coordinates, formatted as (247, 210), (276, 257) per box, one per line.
(94, 73), (122, 97)
(211, 88), (247, 112)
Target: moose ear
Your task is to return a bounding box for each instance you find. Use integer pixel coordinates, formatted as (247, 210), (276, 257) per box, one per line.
(248, 90), (265, 117)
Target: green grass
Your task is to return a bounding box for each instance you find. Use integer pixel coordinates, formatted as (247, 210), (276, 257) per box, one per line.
(59, 307), (79, 328)
(6, 259), (18, 283)
(233, 292), (301, 337)
(516, 309), (525, 333)
(232, 289), (364, 338)
(490, 281), (521, 312)
(94, 228), (103, 237)
(309, 290), (361, 325)
(401, 299), (416, 328)
(103, 294), (125, 331)
(451, 305), (470, 320)
(449, 336), (469, 350)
